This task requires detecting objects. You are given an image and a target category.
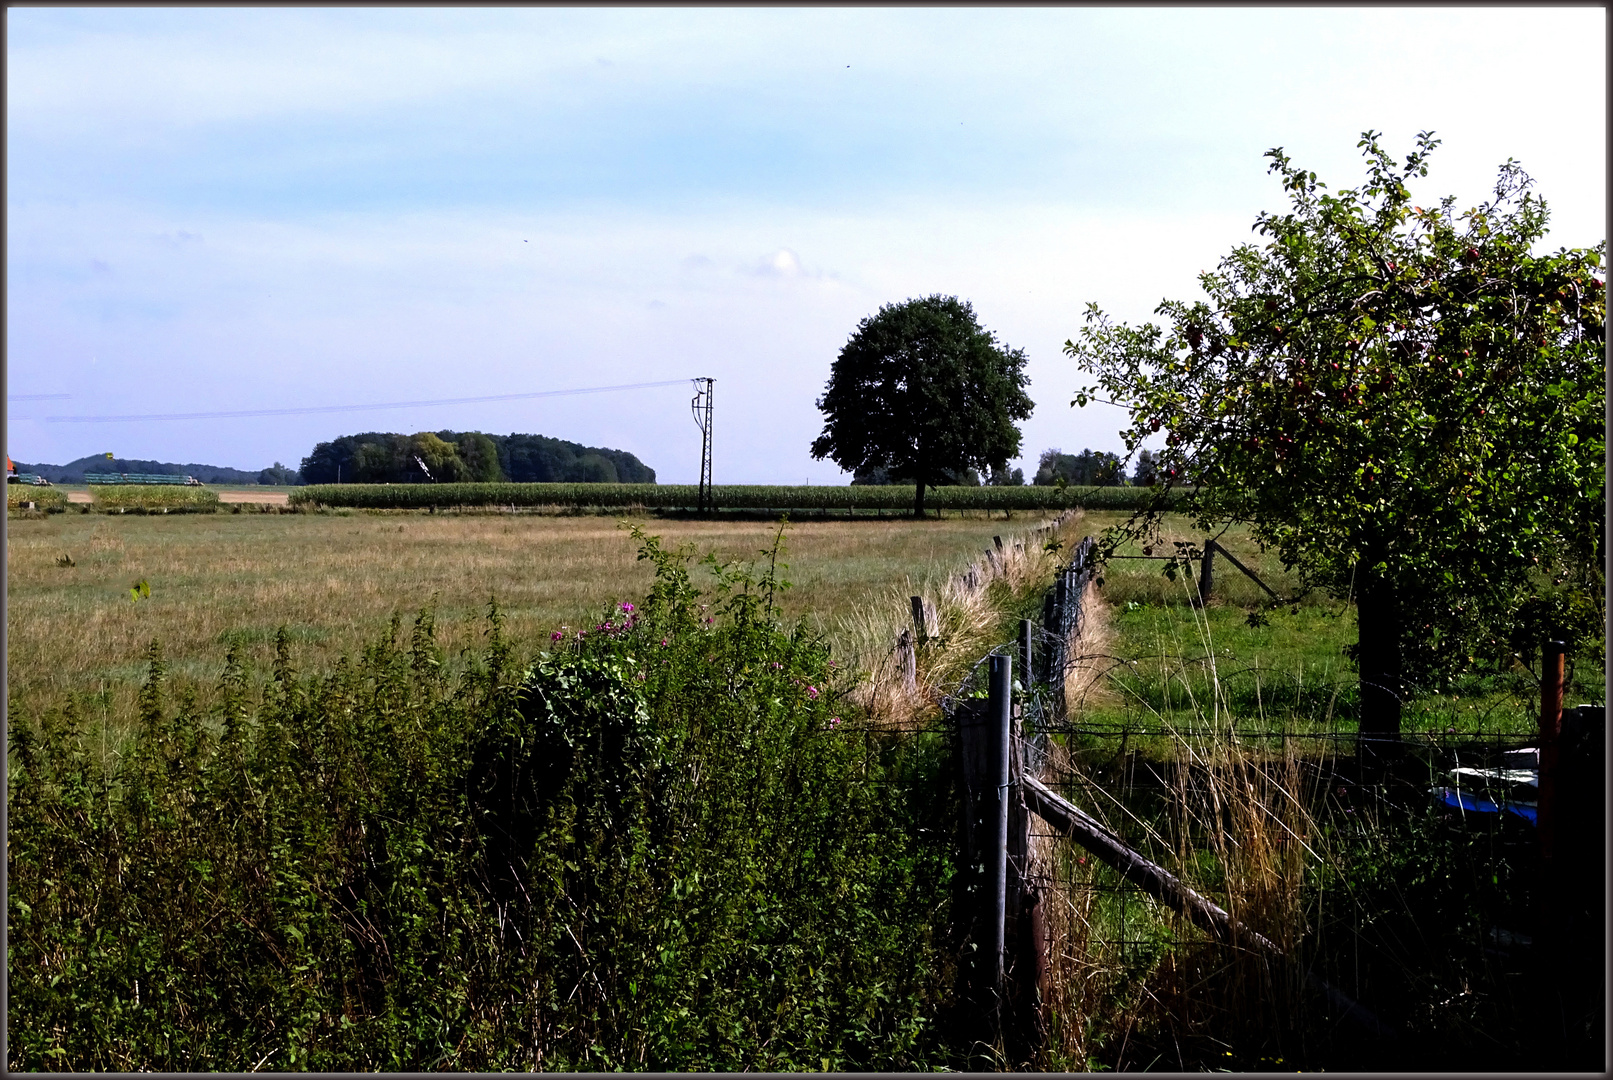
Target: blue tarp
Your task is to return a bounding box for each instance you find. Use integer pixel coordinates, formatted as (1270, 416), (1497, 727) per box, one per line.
(1435, 786), (1537, 824)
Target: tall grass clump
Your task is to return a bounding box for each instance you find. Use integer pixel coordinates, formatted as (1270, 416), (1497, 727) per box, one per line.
(1029, 701), (1322, 1069)
(837, 513), (1084, 728)
(8, 525), (961, 1071)
(91, 485), (221, 513)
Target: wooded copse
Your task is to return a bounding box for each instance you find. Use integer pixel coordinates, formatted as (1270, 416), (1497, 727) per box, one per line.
(298, 430), (656, 485)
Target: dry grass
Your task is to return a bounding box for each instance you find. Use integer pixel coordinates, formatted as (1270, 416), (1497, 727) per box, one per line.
(1028, 579), (1325, 1069)
(6, 507), (1062, 741)
(833, 510), (1086, 728)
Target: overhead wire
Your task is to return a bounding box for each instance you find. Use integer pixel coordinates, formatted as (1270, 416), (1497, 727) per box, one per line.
(36, 379), (692, 423)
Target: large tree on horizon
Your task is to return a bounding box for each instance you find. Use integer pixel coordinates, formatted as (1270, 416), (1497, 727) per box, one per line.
(1066, 131), (1604, 755)
(811, 295), (1033, 516)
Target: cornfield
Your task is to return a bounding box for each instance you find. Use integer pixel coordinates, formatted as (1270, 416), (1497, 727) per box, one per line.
(290, 482), (1183, 513)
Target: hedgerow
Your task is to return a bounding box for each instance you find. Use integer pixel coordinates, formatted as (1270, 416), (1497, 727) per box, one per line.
(8, 526), (962, 1071)
(290, 481), (1182, 513)
(90, 485), (221, 512)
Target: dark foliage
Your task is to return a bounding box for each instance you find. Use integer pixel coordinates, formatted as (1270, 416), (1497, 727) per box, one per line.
(1033, 448), (1126, 487)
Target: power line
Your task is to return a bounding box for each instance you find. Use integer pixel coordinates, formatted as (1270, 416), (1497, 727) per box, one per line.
(41, 379), (692, 424)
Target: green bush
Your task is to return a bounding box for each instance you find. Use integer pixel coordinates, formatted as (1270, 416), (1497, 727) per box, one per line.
(7, 486), (67, 512)
(8, 527), (960, 1071)
(90, 485), (221, 512)
(290, 481), (1184, 513)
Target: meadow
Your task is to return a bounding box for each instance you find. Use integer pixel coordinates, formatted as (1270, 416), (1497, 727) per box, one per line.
(1071, 511), (1597, 746)
(1021, 511), (1602, 1070)
(6, 505), (1058, 742)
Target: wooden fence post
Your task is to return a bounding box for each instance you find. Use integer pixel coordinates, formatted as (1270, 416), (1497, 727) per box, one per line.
(910, 596), (926, 644)
(956, 695), (993, 1047)
(1019, 619), (1033, 691)
(1539, 640), (1565, 867)
(1537, 640), (1566, 983)
(990, 654), (1012, 1005)
(1193, 538), (1215, 608)
(897, 629), (916, 691)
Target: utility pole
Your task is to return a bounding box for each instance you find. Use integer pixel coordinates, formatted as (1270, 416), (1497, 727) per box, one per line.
(691, 377), (714, 514)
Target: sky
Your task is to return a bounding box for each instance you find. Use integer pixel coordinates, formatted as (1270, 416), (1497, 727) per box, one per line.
(6, 7), (1606, 482)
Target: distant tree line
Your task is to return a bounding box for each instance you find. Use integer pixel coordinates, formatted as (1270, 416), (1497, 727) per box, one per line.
(1033, 447), (1157, 487)
(298, 431), (656, 485)
(848, 448), (1154, 488)
(11, 455), (302, 485)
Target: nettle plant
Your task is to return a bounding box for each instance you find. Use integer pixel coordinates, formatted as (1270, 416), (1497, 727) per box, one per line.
(1068, 131), (1605, 738)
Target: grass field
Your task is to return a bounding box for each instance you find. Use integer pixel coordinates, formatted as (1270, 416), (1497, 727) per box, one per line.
(1072, 510), (1600, 747)
(6, 506), (1064, 740)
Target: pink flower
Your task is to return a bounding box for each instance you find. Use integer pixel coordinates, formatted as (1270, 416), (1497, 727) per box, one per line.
(660, 637), (669, 646)
(620, 602), (635, 613)
(828, 716), (841, 728)
(807, 686), (819, 700)
(551, 631), (563, 641)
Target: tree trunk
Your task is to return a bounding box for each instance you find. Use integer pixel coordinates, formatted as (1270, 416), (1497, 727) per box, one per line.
(914, 444), (929, 518)
(1355, 570), (1402, 766)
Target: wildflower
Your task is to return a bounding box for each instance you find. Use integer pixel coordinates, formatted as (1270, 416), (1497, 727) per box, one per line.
(552, 631), (563, 642)
(807, 686), (819, 700)
(828, 716), (841, 728)
(661, 637), (669, 646)
(620, 602), (635, 613)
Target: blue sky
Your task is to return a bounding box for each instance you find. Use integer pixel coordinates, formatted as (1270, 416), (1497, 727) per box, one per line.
(7, 7), (1606, 481)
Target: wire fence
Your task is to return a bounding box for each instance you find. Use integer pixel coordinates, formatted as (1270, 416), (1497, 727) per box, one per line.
(934, 530), (1598, 1049)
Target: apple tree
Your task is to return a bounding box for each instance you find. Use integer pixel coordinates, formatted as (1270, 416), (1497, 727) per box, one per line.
(1065, 131), (1604, 745)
